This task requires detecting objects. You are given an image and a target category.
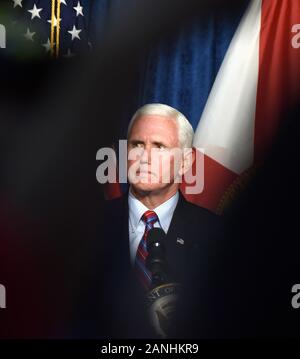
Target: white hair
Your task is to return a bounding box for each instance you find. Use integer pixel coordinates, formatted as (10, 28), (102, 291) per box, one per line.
(127, 103), (194, 148)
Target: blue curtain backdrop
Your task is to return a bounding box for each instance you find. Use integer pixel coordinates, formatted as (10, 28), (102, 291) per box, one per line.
(89, 0), (249, 135)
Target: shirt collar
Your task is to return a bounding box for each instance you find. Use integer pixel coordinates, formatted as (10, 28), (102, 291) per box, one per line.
(128, 190), (149, 231)
(128, 189), (179, 233)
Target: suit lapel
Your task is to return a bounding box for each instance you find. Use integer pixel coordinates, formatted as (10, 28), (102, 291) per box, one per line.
(164, 193), (189, 282)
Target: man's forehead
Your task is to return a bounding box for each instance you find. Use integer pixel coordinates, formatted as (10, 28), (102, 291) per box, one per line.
(129, 133), (171, 143)
(133, 114), (176, 127)
(129, 115), (177, 134)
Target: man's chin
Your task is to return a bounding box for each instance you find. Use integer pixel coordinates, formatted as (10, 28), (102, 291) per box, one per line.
(130, 182), (168, 195)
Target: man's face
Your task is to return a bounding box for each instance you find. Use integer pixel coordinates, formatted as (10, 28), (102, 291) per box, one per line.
(127, 115), (183, 195)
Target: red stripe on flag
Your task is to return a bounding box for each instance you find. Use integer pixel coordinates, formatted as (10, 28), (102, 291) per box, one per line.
(255, 0), (300, 162)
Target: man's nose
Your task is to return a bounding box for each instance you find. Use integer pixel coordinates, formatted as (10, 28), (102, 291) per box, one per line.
(140, 146), (151, 164)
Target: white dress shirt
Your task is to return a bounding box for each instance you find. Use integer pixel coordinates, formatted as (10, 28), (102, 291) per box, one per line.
(128, 190), (179, 266)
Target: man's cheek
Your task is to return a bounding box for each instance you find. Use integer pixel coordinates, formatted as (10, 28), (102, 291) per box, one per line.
(128, 160), (141, 183)
(159, 156), (175, 183)
(165, 156), (182, 183)
(128, 147), (143, 160)
(149, 154), (163, 178)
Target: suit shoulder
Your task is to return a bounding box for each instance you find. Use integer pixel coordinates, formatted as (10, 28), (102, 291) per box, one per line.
(182, 198), (220, 223)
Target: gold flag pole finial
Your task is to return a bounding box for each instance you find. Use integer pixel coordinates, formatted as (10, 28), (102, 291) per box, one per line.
(56, 0), (61, 58)
(50, 0), (56, 57)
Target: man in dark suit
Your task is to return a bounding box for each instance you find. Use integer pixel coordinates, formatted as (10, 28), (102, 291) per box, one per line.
(116, 104), (219, 281)
(87, 103), (221, 338)
(105, 184), (219, 289)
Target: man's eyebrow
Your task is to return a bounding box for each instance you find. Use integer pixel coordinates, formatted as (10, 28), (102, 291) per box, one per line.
(152, 141), (167, 147)
(129, 139), (144, 145)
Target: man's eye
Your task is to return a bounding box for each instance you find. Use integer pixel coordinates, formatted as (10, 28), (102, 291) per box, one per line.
(158, 145), (166, 150)
(132, 143), (143, 148)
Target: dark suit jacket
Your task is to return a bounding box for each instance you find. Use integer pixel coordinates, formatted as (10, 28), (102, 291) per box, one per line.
(75, 191), (222, 338)
(105, 191), (221, 283)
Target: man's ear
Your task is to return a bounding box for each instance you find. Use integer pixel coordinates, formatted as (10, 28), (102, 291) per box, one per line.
(179, 147), (195, 176)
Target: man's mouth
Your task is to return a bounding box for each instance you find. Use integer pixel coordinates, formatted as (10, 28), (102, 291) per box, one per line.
(137, 169), (153, 175)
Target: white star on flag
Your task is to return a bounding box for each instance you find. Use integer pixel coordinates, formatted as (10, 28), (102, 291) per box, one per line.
(28, 4), (43, 20)
(47, 16), (61, 28)
(12, 0), (22, 8)
(60, 0), (67, 5)
(68, 25), (82, 41)
(23, 28), (35, 41)
(42, 38), (53, 53)
(73, 1), (84, 17)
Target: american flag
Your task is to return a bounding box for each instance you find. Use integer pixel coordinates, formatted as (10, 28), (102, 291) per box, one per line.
(9, 0), (92, 58)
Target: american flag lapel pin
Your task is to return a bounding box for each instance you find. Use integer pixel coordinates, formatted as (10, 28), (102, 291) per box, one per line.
(176, 237), (184, 245)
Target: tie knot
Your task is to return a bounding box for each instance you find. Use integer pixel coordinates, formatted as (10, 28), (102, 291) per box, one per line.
(141, 210), (158, 226)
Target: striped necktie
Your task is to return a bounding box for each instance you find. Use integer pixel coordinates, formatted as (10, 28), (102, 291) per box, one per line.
(135, 210), (159, 289)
